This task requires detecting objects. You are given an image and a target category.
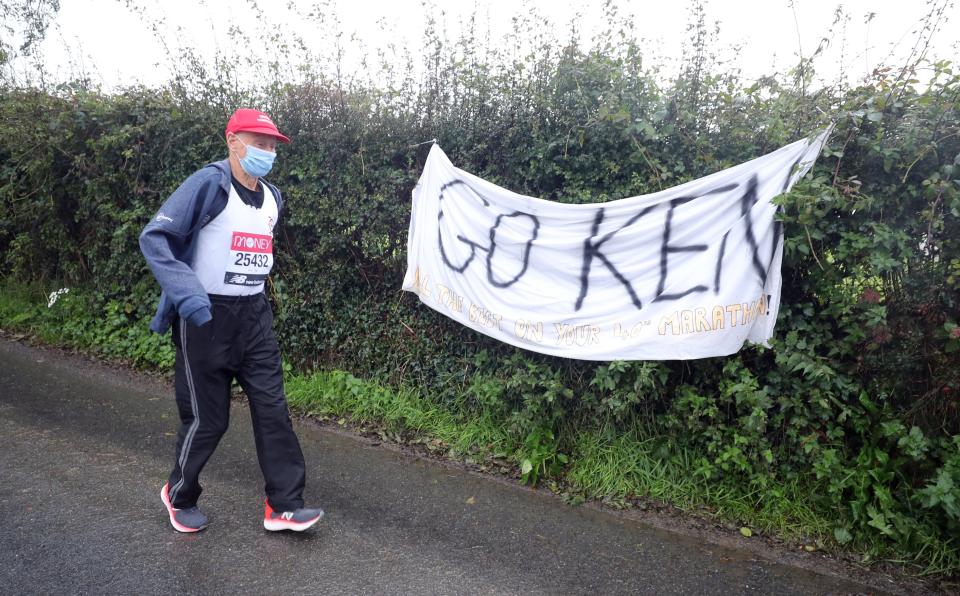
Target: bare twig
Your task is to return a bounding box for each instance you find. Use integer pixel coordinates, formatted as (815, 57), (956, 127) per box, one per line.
(805, 225), (825, 270)
(832, 127), (857, 188)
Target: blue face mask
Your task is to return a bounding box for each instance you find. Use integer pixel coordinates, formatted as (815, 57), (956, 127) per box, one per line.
(237, 140), (276, 178)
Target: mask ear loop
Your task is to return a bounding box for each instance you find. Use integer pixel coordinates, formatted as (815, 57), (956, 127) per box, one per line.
(229, 135), (246, 157)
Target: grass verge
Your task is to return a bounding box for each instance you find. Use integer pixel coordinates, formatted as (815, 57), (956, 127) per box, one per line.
(285, 370), (512, 458)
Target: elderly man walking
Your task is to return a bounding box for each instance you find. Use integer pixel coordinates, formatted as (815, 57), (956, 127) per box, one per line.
(140, 108), (323, 533)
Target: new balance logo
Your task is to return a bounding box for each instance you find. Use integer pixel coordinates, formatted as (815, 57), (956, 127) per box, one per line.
(281, 512), (294, 521)
(227, 274), (248, 284)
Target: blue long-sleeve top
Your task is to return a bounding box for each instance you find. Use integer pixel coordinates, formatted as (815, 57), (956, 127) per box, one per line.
(139, 159), (284, 333)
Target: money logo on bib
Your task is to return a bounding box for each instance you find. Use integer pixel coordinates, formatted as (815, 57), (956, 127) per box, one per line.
(226, 231), (273, 286)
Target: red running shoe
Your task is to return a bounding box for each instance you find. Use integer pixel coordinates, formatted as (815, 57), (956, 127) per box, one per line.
(263, 499), (324, 532)
(160, 483), (208, 533)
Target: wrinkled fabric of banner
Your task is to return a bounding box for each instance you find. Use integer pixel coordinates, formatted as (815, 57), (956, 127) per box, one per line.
(402, 130), (831, 360)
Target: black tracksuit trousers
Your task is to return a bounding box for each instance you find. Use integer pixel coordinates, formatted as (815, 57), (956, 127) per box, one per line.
(167, 292), (306, 512)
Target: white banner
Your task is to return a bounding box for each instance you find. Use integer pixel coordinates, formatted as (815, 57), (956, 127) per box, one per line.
(402, 131), (830, 360)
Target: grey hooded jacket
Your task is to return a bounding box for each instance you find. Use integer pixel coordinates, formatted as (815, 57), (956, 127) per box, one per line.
(139, 159), (284, 333)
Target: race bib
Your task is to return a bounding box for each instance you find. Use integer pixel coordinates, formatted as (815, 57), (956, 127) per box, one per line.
(225, 231), (273, 286)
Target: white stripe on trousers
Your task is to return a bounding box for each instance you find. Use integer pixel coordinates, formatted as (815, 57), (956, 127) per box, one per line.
(169, 320), (201, 505)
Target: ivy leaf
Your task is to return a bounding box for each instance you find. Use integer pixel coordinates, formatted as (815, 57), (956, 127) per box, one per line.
(833, 527), (853, 545)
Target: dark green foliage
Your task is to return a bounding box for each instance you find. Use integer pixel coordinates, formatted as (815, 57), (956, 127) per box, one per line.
(1, 2), (958, 572)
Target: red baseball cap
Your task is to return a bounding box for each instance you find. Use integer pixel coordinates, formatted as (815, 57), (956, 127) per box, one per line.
(225, 108), (290, 143)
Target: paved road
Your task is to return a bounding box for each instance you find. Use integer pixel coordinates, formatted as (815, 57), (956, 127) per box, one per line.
(0, 339), (882, 595)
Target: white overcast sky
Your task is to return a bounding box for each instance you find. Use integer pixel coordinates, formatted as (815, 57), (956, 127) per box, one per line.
(14, 0), (960, 89)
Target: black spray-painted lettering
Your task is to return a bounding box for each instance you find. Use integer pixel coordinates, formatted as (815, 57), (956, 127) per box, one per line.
(769, 219), (782, 285)
(654, 183), (738, 302)
(437, 179), (540, 289)
(435, 175), (788, 309)
(763, 155), (800, 288)
(782, 157), (804, 193)
(575, 204), (658, 311)
(487, 212), (539, 287)
(438, 180), (483, 273)
(713, 231), (730, 295)
(714, 178), (783, 294)
(740, 175), (768, 287)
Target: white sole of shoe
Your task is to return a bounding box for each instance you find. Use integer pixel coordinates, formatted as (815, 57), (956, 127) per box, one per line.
(263, 512), (324, 532)
(160, 484), (206, 533)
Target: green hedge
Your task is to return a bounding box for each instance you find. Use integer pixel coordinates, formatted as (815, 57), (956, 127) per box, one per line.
(1, 7), (958, 572)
